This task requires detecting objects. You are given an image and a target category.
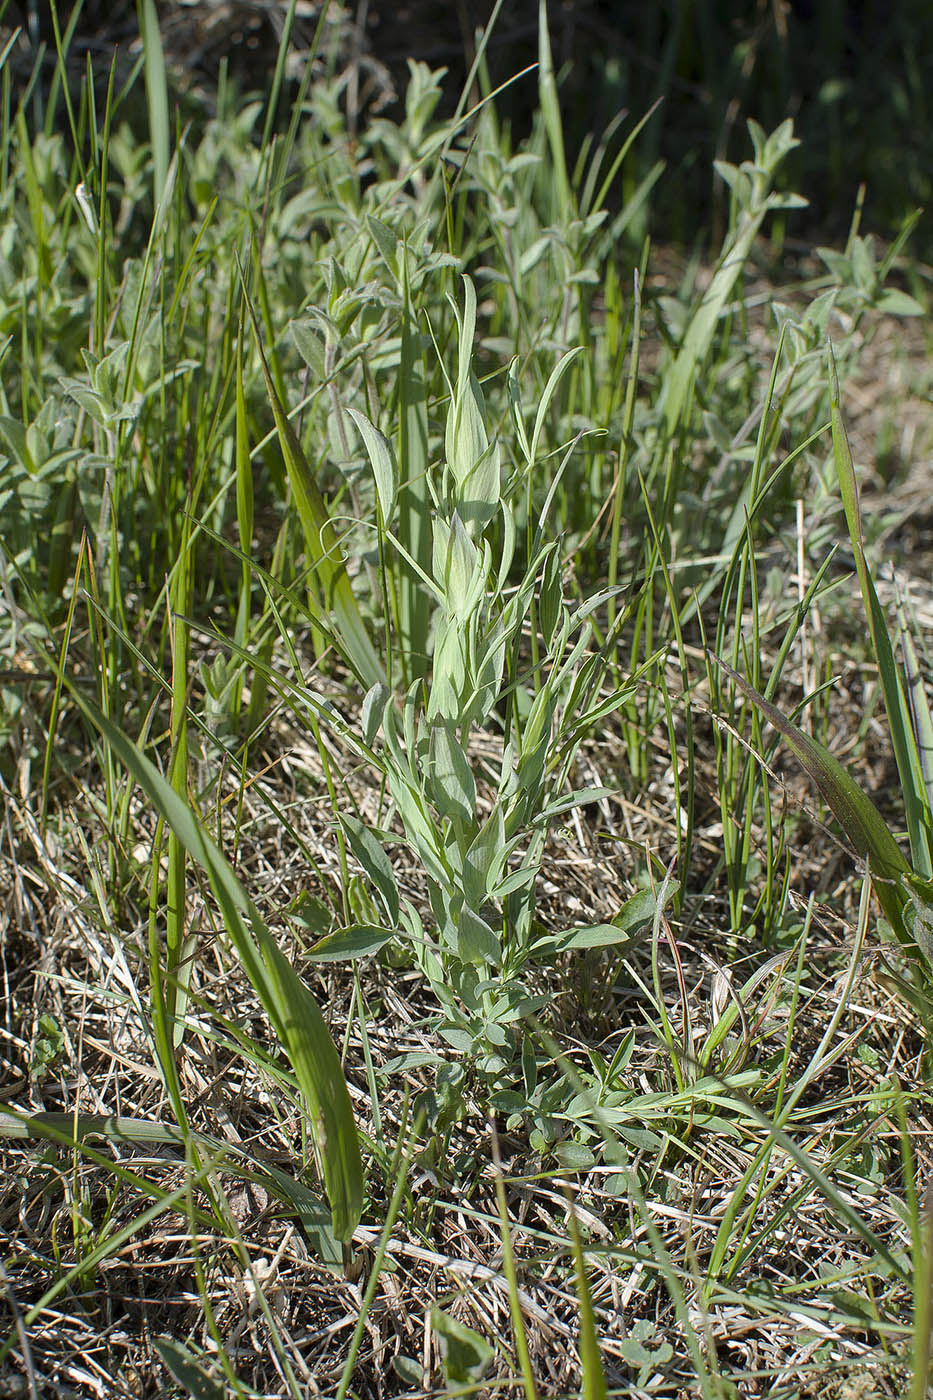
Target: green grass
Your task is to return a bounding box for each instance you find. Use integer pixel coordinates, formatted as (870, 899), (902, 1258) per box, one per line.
(0, 3), (931, 1397)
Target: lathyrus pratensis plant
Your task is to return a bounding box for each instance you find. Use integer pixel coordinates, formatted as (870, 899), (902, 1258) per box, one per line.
(309, 274), (653, 1116)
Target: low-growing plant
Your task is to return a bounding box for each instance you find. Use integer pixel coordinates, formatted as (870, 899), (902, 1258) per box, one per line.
(271, 272), (664, 1133)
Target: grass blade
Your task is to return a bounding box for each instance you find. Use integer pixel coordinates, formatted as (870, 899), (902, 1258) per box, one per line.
(537, 0), (572, 222)
(564, 1190), (608, 1400)
(830, 346), (933, 879)
(165, 505), (193, 1049)
(70, 688), (364, 1241)
(490, 1122), (540, 1400)
(136, 0), (170, 204)
(396, 251), (432, 680)
(711, 653), (915, 951)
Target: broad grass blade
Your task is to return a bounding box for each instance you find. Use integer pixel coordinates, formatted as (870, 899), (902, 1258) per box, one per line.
(137, 0), (170, 204)
(72, 690), (363, 1241)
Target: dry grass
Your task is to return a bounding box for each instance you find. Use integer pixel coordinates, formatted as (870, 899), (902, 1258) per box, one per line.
(2, 600), (932, 1395)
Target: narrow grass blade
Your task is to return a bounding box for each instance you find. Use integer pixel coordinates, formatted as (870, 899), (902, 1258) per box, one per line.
(334, 1095), (413, 1400)
(898, 606), (933, 817)
(70, 690), (363, 1241)
(491, 1122), (539, 1400)
(233, 322), (253, 717)
(40, 534), (84, 834)
(711, 653), (913, 949)
(564, 1190), (608, 1400)
(899, 1092), (933, 1400)
(0, 1137), (231, 1355)
(396, 253), (432, 681)
(258, 0), (299, 153)
(166, 506), (192, 1048)
(831, 346), (933, 879)
(537, 0), (572, 222)
(608, 259), (643, 640)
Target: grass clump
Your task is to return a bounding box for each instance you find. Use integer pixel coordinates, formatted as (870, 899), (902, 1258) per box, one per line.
(0, 3), (931, 1397)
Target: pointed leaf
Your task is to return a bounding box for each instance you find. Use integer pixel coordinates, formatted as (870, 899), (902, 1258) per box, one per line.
(428, 721), (476, 826)
(340, 814), (399, 926)
(307, 925), (395, 963)
(457, 903), (500, 966)
(346, 406), (398, 525)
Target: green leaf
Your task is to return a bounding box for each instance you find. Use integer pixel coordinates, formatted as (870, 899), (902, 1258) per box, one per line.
(877, 288), (924, 317)
(428, 721), (476, 826)
(530, 346), (584, 465)
(438, 511), (483, 620)
(457, 903), (500, 967)
(366, 214), (400, 272)
(290, 893), (334, 938)
(260, 1167), (343, 1270)
(554, 1141), (597, 1170)
(544, 923), (646, 953)
(445, 277), (501, 536)
(431, 1306), (494, 1385)
(361, 682), (389, 747)
(346, 406), (398, 525)
(534, 787), (617, 823)
(427, 619), (467, 723)
(154, 1339), (225, 1400)
(340, 814), (400, 926)
(463, 806), (507, 908)
(538, 544), (563, 649)
(529, 882), (670, 956)
(307, 925), (395, 963)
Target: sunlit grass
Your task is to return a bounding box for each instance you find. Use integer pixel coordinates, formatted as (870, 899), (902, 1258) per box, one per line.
(0, 2), (929, 1396)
